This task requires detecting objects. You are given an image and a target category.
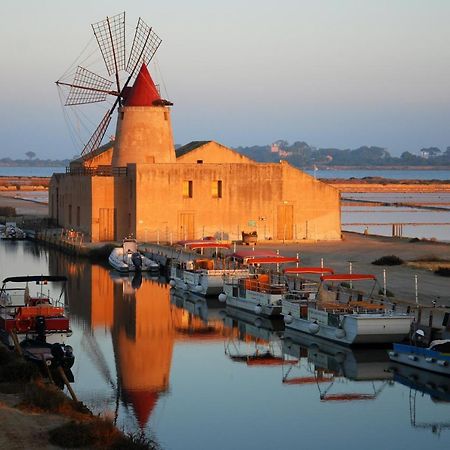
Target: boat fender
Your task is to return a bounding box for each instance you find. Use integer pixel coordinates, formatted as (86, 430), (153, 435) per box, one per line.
(254, 305), (263, 315)
(254, 318), (262, 328)
(284, 314), (293, 324)
(169, 279), (176, 287)
(335, 328), (346, 339)
(194, 284), (203, 293)
(309, 322), (320, 334)
(335, 352), (346, 364)
(218, 293), (227, 302)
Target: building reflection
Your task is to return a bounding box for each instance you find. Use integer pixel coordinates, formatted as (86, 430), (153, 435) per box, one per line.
(49, 252), (225, 429)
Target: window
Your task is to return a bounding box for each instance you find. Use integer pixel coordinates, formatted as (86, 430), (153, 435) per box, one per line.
(212, 180), (222, 198)
(183, 180), (193, 198)
(76, 206), (80, 226)
(197, 160), (203, 164)
(68, 204), (72, 224)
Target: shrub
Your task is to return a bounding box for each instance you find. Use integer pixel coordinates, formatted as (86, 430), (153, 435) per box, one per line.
(435, 267), (450, 277)
(372, 255), (404, 266)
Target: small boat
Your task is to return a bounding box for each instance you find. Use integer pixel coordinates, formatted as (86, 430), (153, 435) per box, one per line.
(169, 241), (249, 296)
(109, 238), (159, 273)
(0, 222), (26, 240)
(388, 338), (450, 376)
(219, 253), (298, 317)
(0, 275), (72, 346)
(282, 273), (414, 345)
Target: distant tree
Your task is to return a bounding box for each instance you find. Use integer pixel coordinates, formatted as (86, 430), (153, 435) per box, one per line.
(25, 151), (36, 160)
(420, 147), (441, 158)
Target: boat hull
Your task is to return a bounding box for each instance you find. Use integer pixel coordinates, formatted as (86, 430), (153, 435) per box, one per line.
(284, 308), (413, 345)
(388, 343), (450, 376)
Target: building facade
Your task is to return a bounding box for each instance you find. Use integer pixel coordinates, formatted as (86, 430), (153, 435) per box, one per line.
(50, 64), (341, 243)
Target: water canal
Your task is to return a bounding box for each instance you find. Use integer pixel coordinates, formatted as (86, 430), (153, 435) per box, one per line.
(1, 240), (449, 449)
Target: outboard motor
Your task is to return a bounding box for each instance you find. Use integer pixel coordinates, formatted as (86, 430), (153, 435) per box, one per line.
(35, 316), (46, 343)
(131, 252), (143, 271)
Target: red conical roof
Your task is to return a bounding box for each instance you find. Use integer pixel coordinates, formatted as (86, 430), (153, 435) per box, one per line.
(124, 63), (161, 106)
(125, 389), (159, 429)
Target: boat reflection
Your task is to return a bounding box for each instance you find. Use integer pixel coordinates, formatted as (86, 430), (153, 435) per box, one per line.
(223, 306), (287, 367)
(282, 330), (392, 401)
(389, 362), (450, 435)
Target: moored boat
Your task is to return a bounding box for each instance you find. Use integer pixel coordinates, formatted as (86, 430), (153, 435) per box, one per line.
(0, 275), (72, 346)
(169, 241), (249, 296)
(282, 273), (414, 345)
(219, 253), (298, 317)
(109, 238), (159, 273)
(388, 339), (450, 376)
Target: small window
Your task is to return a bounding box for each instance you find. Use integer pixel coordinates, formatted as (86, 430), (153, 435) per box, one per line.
(120, 111), (124, 120)
(197, 160), (203, 164)
(164, 111), (168, 121)
(212, 180), (222, 198)
(76, 206), (80, 226)
(183, 180), (193, 198)
(68, 204), (72, 224)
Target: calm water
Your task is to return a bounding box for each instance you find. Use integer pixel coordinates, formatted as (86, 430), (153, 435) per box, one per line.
(0, 240), (449, 450)
(342, 193), (450, 242)
(1, 166), (450, 180)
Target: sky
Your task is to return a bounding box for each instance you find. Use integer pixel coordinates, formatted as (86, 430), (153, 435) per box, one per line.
(2, 0), (450, 159)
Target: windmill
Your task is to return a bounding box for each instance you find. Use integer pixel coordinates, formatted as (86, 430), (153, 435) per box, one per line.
(56, 12), (169, 159)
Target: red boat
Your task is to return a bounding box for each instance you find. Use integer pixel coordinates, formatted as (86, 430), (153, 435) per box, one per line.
(0, 276), (71, 343)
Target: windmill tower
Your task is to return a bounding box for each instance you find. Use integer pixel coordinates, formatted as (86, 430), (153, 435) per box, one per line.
(56, 12), (176, 168)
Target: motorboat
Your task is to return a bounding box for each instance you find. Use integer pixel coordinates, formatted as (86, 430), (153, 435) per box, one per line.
(219, 253), (298, 317)
(388, 338), (450, 376)
(282, 273), (414, 345)
(169, 241), (249, 296)
(109, 238), (159, 273)
(0, 275), (72, 347)
(0, 222), (26, 240)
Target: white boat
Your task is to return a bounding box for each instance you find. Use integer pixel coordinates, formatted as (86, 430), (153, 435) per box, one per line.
(108, 238), (159, 273)
(388, 339), (450, 376)
(0, 222), (26, 240)
(169, 241), (249, 296)
(282, 273), (414, 345)
(219, 254), (298, 317)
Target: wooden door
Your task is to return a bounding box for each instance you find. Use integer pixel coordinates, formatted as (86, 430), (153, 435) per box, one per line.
(99, 208), (115, 241)
(178, 212), (195, 240)
(277, 204), (293, 240)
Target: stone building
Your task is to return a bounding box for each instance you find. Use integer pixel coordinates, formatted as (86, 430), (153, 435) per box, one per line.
(50, 63), (341, 243)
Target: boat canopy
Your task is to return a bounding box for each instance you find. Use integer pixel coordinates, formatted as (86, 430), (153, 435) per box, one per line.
(187, 242), (231, 250)
(320, 274), (376, 282)
(284, 267), (334, 275)
(228, 250), (280, 262)
(2, 275), (68, 284)
(246, 256), (298, 265)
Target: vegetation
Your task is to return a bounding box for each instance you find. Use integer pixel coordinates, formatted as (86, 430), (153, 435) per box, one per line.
(0, 206), (16, 216)
(0, 345), (39, 383)
(372, 255), (404, 266)
(234, 141), (450, 169)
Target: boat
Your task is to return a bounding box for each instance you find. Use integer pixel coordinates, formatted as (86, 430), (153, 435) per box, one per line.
(282, 273), (414, 345)
(0, 275), (72, 346)
(388, 338), (450, 376)
(0, 222), (26, 240)
(108, 238), (159, 273)
(169, 241), (249, 296)
(219, 253), (298, 317)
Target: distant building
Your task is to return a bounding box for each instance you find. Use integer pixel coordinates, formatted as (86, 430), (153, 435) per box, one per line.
(50, 64), (341, 242)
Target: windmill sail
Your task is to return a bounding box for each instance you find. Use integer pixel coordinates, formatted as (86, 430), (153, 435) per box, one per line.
(126, 18), (162, 76)
(92, 12), (126, 77)
(81, 110), (112, 157)
(65, 66), (115, 106)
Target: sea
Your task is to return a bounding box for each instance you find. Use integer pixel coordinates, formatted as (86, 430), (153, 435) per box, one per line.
(0, 240), (449, 450)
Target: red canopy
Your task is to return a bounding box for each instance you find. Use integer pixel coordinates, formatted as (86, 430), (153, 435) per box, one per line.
(231, 250), (279, 259)
(187, 242), (231, 250)
(284, 267), (334, 275)
(247, 256), (298, 265)
(320, 274), (376, 282)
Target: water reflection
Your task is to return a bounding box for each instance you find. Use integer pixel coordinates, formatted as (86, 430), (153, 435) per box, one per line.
(1, 242), (448, 448)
